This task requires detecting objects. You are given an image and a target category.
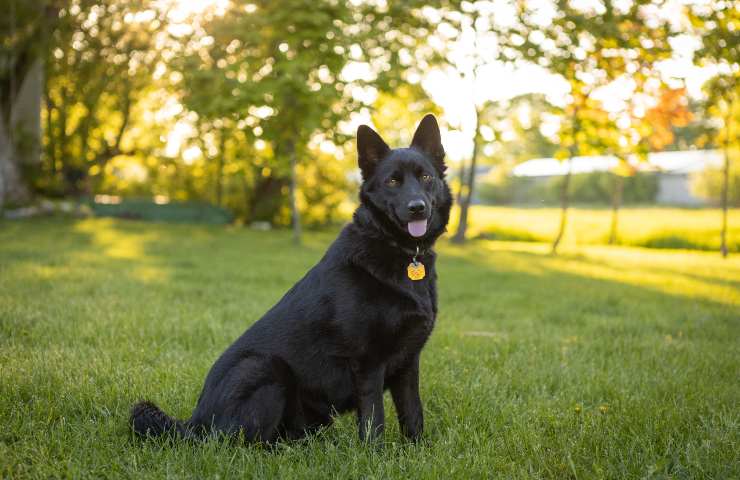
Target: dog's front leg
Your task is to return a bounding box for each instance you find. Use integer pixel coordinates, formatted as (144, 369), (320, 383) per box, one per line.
(350, 360), (385, 442)
(389, 354), (423, 441)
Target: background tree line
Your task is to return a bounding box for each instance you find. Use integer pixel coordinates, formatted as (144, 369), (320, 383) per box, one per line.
(1, 0), (737, 253)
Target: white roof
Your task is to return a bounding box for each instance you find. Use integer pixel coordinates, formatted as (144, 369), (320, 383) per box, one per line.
(512, 150), (723, 177)
(647, 150), (723, 174)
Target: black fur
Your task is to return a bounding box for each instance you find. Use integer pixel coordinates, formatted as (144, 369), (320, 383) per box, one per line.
(130, 114), (452, 443)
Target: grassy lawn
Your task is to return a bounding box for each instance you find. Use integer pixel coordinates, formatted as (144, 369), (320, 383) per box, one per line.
(1, 218), (738, 478)
(461, 205), (740, 252)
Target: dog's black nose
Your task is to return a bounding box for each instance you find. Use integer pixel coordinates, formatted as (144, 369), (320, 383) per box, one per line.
(408, 199), (426, 214)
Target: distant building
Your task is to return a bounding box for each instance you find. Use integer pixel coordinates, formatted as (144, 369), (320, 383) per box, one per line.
(482, 150), (723, 206)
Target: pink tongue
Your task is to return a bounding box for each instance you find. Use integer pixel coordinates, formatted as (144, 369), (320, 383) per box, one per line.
(407, 219), (428, 238)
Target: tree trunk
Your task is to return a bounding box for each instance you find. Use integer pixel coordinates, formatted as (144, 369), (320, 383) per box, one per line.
(551, 158), (573, 254)
(0, 115), (30, 208)
(720, 110), (731, 258)
(215, 128), (225, 207)
(0, 58), (43, 208)
(455, 160), (467, 208)
(609, 174), (624, 245)
(86, 86), (132, 194)
(12, 59), (43, 166)
(552, 105), (580, 255)
(57, 85), (73, 192)
(0, 2), (58, 206)
(45, 94), (56, 174)
(239, 168), (251, 222)
(288, 140), (301, 245)
(452, 108), (481, 244)
(248, 174), (287, 223)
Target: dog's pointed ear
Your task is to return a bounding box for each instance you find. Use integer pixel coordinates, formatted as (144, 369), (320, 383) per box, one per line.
(411, 114), (446, 174)
(357, 124), (390, 179)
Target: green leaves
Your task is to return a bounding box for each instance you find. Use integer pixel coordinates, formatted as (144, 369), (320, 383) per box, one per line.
(500, 0), (677, 159)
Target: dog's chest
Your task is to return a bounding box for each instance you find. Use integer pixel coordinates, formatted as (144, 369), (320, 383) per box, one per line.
(364, 278), (435, 356)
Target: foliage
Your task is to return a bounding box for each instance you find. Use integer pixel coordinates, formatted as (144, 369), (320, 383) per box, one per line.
(170, 0), (452, 228)
(689, 0), (740, 256)
(1, 218), (738, 477)
(25, 0), (456, 226)
(89, 198), (233, 224)
(499, 0), (676, 253)
(460, 94), (559, 207)
(0, 1), (55, 115)
(437, 1), (516, 243)
(294, 150), (353, 228)
(555, 171), (657, 205)
(644, 87), (694, 151)
(505, 0), (673, 160)
(174, 1), (357, 154)
(659, 99), (714, 151)
(371, 84), (443, 147)
(690, 0), (740, 127)
(38, 0), (168, 196)
(490, 94), (558, 164)
(5, 0), (737, 234)
(475, 170), (532, 205)
(692, 164), (740, 207)
(478, 171), (658, 206)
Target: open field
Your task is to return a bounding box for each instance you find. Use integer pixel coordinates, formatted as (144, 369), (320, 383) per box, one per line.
(461, 205), (740, 252)
(1, 218), (738, 478)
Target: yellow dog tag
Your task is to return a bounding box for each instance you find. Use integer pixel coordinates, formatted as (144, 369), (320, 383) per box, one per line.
(407, 261), (425, 281)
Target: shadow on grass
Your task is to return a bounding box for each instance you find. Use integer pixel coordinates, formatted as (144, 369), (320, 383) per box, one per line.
(436, 239), (738, 341)
(633, 233), (739, 252)
(475, 226), (739, 253)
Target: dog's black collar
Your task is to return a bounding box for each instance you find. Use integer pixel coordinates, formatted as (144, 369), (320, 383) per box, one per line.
(377, 232), (423, 256)
(397, 242), (426, 260)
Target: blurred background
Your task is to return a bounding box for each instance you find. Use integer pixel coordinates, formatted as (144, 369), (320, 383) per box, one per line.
(1, 0), (738, 255)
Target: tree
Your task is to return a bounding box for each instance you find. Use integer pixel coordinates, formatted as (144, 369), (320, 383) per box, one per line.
(690, 1), (740, 257)
(498, 94), (559, 164)
(644, 87), (694, 151)
(505, 0), (673, 253)
(691, 153), (740, 208)
(438, 2), (511, 244)
(41, 0), (166, 197)
(551, 95), (618, 251)
(370, 84), (442, 147)
(175, 1), (360, 243)
(0, 1), (58, 208)
(175, 0), (451, 242)
(603, 84), (692, 244)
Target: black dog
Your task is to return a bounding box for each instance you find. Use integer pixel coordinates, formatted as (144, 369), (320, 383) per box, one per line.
(131, 114), (452, 443)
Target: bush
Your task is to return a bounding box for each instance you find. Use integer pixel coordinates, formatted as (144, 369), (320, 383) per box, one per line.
(567, 172), (658, 204)
(636, 234), (740, 252)
(478, 171), (658, 205)
(88, 198), (233, 224)
(691, 165), (740, 207)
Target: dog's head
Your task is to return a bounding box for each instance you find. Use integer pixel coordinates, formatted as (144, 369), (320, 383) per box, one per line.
(356, 114), (452, 245)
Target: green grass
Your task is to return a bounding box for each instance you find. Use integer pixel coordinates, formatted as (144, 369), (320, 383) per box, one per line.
(1, 218), (738, 479)
(463, 205), (740, 252)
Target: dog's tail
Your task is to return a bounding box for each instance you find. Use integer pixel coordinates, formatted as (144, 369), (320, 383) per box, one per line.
(130, 400), (197, 440)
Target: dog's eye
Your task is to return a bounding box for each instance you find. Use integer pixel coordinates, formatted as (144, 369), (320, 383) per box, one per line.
(387, 178), (400, 187)
(421, 174), (433, 183)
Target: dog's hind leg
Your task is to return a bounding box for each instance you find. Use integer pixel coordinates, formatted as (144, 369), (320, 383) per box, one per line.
(190, 355), (291, 443)
(222, 383), (286, 443)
